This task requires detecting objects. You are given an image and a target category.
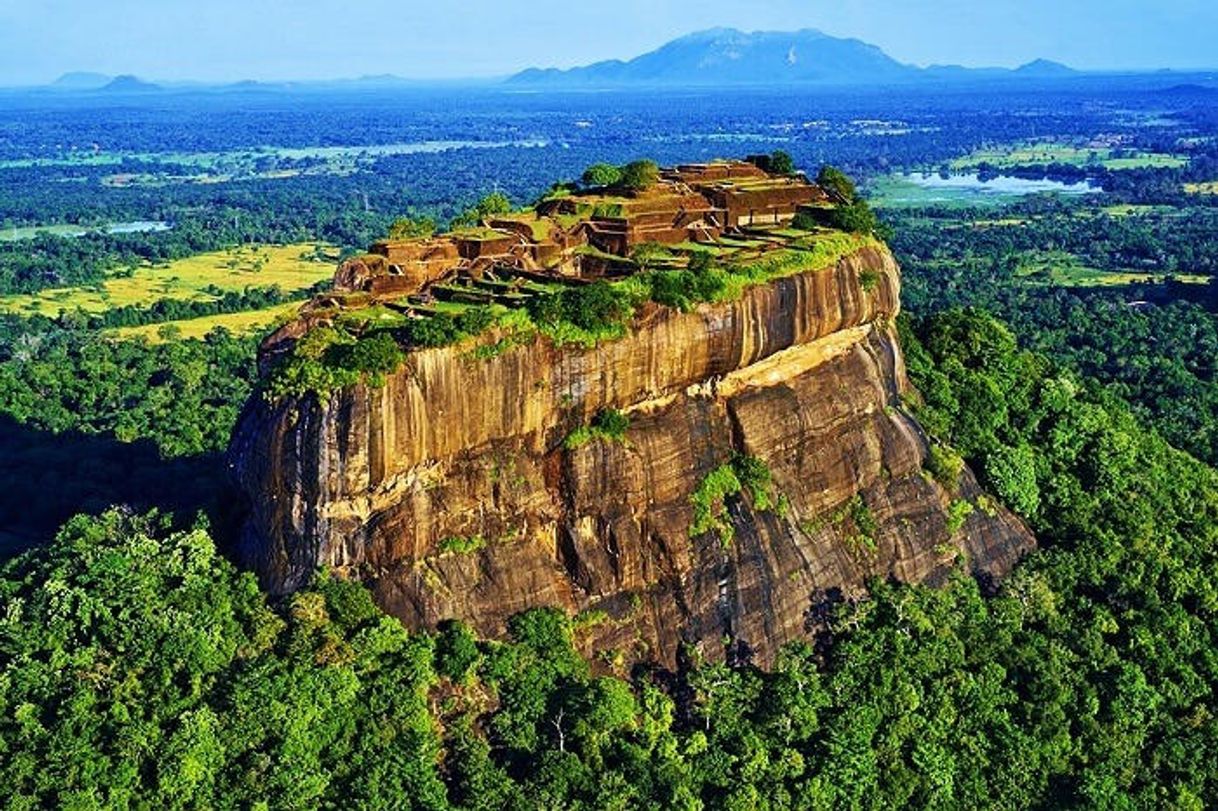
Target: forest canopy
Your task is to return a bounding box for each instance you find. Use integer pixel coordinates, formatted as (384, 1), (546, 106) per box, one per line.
(3, 310), (1217, 809)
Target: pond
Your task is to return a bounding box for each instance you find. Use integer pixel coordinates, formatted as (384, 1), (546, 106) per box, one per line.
(872, 172), (1100, 207)
(0, 220), (171, 241)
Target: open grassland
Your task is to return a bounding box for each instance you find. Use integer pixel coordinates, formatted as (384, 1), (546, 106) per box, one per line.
(966, 217), (1030, 227)
(1185, 182), (1218, 195)
(951, 143), (1187, 170)
(1099, 204), (1176, 217)
(1014, 250), (1210, 288)
(0, 243), (336, 317)
(489, 210), (558, 240)
(109, 301), (303, 342)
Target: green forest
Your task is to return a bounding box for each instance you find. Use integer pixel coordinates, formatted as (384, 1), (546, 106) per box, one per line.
(3, 309), (1216, 809)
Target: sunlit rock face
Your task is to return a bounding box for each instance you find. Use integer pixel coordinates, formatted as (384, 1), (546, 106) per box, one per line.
(229, 244), (1034, 667)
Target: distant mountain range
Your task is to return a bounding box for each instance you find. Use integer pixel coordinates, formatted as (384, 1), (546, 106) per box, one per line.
(508, 28), (1079, 88)
(43, 73), (163, 93)
(21, 28), (1217, 96)
(32, 72), (480, 95)
(100, 75), (162, 93)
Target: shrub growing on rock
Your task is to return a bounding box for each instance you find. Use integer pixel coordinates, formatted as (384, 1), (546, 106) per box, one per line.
(581, 163), (623, 188)
(618, 160), (660, 192)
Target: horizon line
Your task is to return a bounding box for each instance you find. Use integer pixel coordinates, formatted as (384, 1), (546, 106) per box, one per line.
(7, 64), (1218, 92)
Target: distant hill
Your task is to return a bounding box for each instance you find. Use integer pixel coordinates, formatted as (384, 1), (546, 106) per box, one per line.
(509, 28), (1079, 88)
(208, 74), (463, 93)
(1014, 59), (1078, 78)
(99, 75), (161, 94)
(510, 28), (913, 87)
(52, 71), (112, 90)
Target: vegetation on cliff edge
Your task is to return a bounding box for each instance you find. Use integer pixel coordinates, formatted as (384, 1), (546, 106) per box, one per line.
(261, 326), (406, 401)
(689, 454), (785, 546)
(564, 408), (630, 450)
(262, 230), (873, 401)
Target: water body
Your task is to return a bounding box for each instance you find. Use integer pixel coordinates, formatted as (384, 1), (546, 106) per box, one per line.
(103, 220), (171, 235)
(879, 172), (1100, 206)
(1, 220), (171, 241)
(908, 173), (1097, 195)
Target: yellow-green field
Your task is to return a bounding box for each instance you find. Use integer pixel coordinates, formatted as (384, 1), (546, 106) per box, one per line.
(952, 143), (1187, 171)
(1099, 204), (1170, 217)
(109, 301), (304, 342)
(968, 217), (1030, 227)
(0, 243), (337, 317)
(1015, 251), (1209, 287)
(1185, 182), (1218, 195)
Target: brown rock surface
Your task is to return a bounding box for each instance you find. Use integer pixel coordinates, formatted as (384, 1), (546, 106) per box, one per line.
(229, 243), (1034, 667)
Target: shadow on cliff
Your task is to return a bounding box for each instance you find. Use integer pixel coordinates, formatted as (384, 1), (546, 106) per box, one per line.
(0, 414), (243, 561)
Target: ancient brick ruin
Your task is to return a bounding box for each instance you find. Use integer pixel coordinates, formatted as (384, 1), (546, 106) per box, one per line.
(334, 158), (831, 299)
(255, 158), (835, 367)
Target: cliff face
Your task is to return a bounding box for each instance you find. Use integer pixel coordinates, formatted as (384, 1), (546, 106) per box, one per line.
(229, 244), (1034, 667)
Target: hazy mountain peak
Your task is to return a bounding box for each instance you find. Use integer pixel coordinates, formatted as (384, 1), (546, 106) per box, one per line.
(673, 27), (742, 42)
(99, 75), (161, 93)
(1015, 58), (1077, 76)
(52, 71), (112, 90)
(509, 28), (913, 87)
(507, 28), (1087, 89)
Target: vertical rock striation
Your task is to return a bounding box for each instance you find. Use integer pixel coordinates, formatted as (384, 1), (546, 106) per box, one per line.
(229, 244), (1034, 667)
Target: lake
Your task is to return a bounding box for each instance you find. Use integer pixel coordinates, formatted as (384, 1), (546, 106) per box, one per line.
(1, 220), (171, 241)
(872, 172), (1100, 207)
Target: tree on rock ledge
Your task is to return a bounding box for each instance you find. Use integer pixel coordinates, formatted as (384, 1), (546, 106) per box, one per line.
(618, 159), (660, 192)
(769, 150), (796, 175)
(813, 164), (888, 238)
(388, 215), (436, 240)
(816, 165), (858, 204)
(452, 191), (513, 228)
(581, 162), (623, 188)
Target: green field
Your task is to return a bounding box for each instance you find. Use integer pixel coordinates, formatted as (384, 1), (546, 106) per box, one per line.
(1014, 250), (1209, 288)
(966, 217), (1030, 227)
(1099, 204), (1174, 217)
(1185, 181), (1218, 195)
(951, 142), (1187, 171)
(0, 243), (337, 317)
(110, 301), (304, 342)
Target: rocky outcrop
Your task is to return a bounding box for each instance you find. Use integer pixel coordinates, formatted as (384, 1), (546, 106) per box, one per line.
(229, 244), (1034, 667)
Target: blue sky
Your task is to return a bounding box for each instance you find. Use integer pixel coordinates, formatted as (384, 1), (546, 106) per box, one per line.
(1, 0), (1215, 85)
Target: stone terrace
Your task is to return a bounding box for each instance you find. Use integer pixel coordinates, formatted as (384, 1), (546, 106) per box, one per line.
(262, 158), (840, 356)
